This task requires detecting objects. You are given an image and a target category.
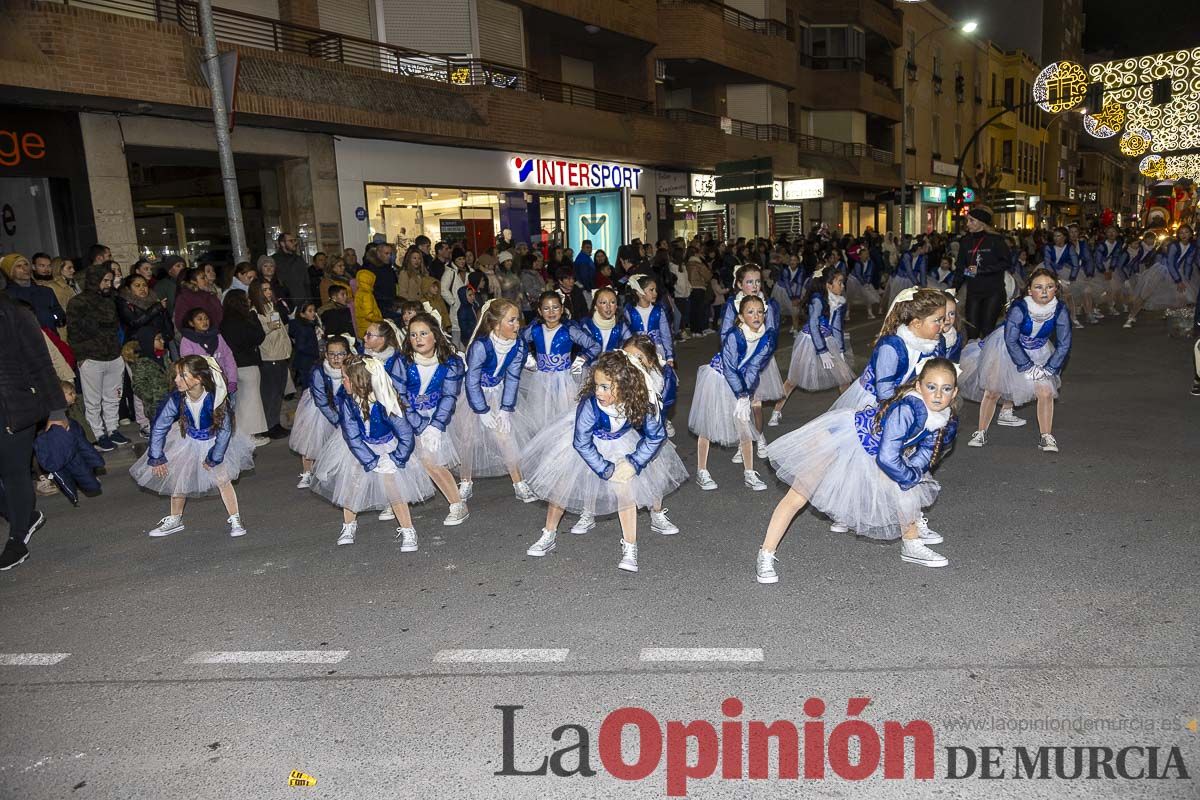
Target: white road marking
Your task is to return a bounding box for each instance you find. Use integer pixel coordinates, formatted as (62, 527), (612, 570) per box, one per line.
(187, 650), (349, 664)
(0, 653), (70, 666)
(434, 648), (569, 663)
(640, 647), (764, 663)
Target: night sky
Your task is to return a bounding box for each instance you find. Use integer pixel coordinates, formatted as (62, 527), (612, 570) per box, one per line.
(1082, 0), (1197, 57)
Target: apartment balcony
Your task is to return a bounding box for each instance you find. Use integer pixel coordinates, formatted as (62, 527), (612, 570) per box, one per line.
(798, 0), (902, 46)
(657, 0), (797, 88)
(796, 134), (900, 188)
(798, 64), (901, 121)
(656, 109), (798, 170)
(519, 0), (659, 44)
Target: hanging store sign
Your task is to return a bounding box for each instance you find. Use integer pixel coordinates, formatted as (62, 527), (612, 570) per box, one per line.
(510, 155), (642, 191)
(771, 178), (826, 201)
(655, 170), (689, 197)
(689, 173), (716, 198)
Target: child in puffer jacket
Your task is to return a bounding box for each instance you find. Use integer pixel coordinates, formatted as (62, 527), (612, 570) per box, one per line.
(34, 381), (105, 504)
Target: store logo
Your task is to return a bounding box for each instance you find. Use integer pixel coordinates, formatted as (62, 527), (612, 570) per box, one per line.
(0, 130), (47, 168)
(511, 156), (642, 191)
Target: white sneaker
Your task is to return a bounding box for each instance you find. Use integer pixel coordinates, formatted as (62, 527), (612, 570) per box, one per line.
(296, 472), (314, 489)
(396, 527), (418, 552)
(756, 435), (769, 460)
(695, 469), (718, 491)
(1072, 318), (1084, 329)
(996, 409), (1026, 427)
(755, 549), (779, 584)
(570, 513), (595, 535)
(829, 522), (850, 533)
(378, 505), (396, 521)
(618, 539), (639, 573)
(665, 421), (676, 438)
(731, 448), (743, 464)
(251, 435), (270, 448)
(336, 522), (357, 546)
(967, 430), (987, 447)
(901, 538), (948, 567)
(228, 514), (246, 538)
(526, 528), (557, 557)
(148, 515), (184, 538)
(650, 508), (679, 535)
(1122, 318), (1135, 329)
(1038, 433), (1059, 453)
(458, 480), (473, 501)
(443, 502), (469, 526)
(767, 409), (782, 427)
(743, 470), (767, 491)
(916, 515), (943, 545)
(513, 480), (538, 503)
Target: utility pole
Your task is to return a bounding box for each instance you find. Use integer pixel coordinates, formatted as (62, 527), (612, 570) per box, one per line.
(198, 0), (248, 264)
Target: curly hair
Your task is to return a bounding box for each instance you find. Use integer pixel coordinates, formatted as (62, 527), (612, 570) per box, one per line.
(174, 355), (229, 437)
(875, 288), (947, 344)
(400, 312), (457, 363)
(578, 351), (652, 425)
(872, 358), (957, 468)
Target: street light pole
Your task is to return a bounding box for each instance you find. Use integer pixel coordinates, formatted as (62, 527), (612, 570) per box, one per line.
(198, 0), (248, 265)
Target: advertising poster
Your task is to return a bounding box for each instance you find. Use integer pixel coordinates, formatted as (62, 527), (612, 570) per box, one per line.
(567, 190), (624, 258)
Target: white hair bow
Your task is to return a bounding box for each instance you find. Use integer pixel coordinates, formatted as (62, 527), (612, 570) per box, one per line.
(887, 286), (921, 315)
(202, 356), (228, 408)
(469, 298), (497, 344)
(382, 318), (404, 345)
(421, 301), (443, 329)
(362, 355), (403, 418)
(338, 333), (357, 352)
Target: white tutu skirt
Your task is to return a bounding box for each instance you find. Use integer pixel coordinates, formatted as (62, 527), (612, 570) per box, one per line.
(765, 409), (940, 540)
(770, 282), (793, 312)
(753, 357), (785, 402)
(518, 369), (583, 423)
(521, 414), (688, 515)
(687, 364), (756, 446)
(959, 329), (1060, 406)
(846, 275), (881, 307)
(414, 418), (461, 469)
(1080, 273), (1116, 302)
(1135, 265), (1198, 309)
(311, 436), (435, 513)
(787, 334), (856, 391)
(829, 375), (875, 412)
(886, 276), (915, 306)
(130, 431), (255, 497)
(288, 390), (340, 460)
(449, 384), (536, 477)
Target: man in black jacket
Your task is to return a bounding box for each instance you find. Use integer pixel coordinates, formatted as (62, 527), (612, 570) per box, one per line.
(954, 205), (1011, 338)
(0, 293), (69, 570)
(271, 232), (311, 303)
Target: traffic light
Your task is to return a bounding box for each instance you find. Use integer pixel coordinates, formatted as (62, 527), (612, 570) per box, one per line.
(1084, 82), (1104, 114)
(1152, 77), (1172, 105)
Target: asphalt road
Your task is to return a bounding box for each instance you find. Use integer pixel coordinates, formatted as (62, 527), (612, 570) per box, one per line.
(1, 313), (1198, 799)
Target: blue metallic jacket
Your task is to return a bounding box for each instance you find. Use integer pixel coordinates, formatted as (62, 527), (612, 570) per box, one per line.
(465, 335), (527, 414)
(853, 394), (944, 490)
(307, 364), (341, 428)
(1067, 241), (1094, 280)
(336, 389), (417, 472)
(1092, 239), (1128, 275)
(897, 252), (926, 284)
(1003, 298), (1072, 375)
(521, 320), (600, 372)
(1163, 241), (1199, 283)
(579, 318), (632, 355)
(572, 395), (666, 480)
(856, 333), (946, 401)
(719, 295), (783, 340)
(146, 390), (231, 468)
(391, 354), (465, 433)
(623, 303), (675, 362)
(708, 326), (778, 398)
(804, 293), (845, 354)
(1042, 244), (1076, 277)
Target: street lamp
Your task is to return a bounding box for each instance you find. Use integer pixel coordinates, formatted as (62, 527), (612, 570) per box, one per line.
(898, 17), (979, 236)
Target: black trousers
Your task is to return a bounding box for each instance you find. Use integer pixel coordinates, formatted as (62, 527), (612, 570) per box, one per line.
(0, 418), (37, 545)
(964, 287), (1007, 340)
(259, 359), (289, 430)
(688, 289), (708, 333)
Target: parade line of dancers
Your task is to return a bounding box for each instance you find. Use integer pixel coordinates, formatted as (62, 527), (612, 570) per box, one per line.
(131, 229), (1092, 582)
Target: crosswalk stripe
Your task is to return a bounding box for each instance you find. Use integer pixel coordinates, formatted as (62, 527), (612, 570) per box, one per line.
(0, 653), (70, 665)
(187, 651), (349, 664)
(639, 647), (763, 663)
(433, 648), (569, 663)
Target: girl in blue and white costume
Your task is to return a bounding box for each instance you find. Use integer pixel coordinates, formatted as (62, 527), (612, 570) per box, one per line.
(452, 298), (538, 503)
(311, 354), (435, 549)
(780, 253), (807, 333)
(1124, 224), (1199, 328)
(579, 286), (631, 355)
(769, 268), (855, 427)
(520, 290), (600, 421)
(1066, 224), (1102, 325)
(962, 267), (1072, 453)
(845, 247), (882, 319)
(1092, 226), (1128, 316)
(718, 265), (784, 458)
(1119, 231), (1158, 307)
(523, 350), (688, 573)
(392, 310), (469, 526)
(360, 318), (408, 522)
(690, 294), (777, 493)
(623, 275), (683, 432)
(131, 354), (255, 539)
(754, 358), (959, 583)
(940, 292), (966, 364)
(1042, 227), (1082, 330)
(292, 335), (352, 490)
(887, 239), (928, 305)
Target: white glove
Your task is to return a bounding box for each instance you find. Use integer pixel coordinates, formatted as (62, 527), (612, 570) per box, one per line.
(1024, 365), (1047, 382)
(495, 409), (512, 434)
(523, 353), (537, 371)
(610, 460), (636, 483)
(479, 409), (499, 430)
(372, 456), (397, 474)
(420, 426), (442, 452)
(734, 396), (752, 422)
(819, 352), (835, 370)
(570, 356), (586, 375)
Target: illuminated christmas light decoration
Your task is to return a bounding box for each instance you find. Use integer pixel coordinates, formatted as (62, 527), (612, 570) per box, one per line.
(1119, 128), (1152, 156)
(1033, 61), (1089, 113)
(1089, 47), (1200, 153)
(1140, 155), (1165, 179)
(1081, 99), (1126, 138)
(1140, 153), (1200, 181)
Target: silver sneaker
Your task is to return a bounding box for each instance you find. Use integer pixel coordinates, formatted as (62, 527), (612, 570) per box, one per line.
(378, 505), (396, 521)
(296, 472), (314, 489)
(967, 430), (987, 447)
(513, 480), (538, 503)
(526, 528), (557, 557)
(1038, 433), (1059, 453)
(996, 409), (1026, 427)
(336, 522), (357, 546)
(458, 480), (474, 501)
(731, 448), (743, 464)
(650, 509), (678, 535)
(148, 515), (184, 538)
(443, 502), (470, 526)
(665, 420), (676, 438)
(767, 409), (782, 427)
(900, 538), (949, 567)
(228, 514), (246, 538)
(755, 549), (779, 584)
(695, 469), (718, 491)
(396, 527), (418, 552)
(570, 513), (595, 534)
(756, 435), (769, 460)
(829, 522), (850, 533)
(618, 539), (639, 573)
(743, 470), (767, 491)
(916, 515), (943, 545)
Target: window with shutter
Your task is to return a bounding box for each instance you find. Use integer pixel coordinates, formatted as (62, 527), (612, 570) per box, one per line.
(477, 0), (526, 68)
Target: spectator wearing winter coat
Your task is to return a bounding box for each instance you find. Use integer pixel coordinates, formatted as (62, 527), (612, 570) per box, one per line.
(34, 380), (103, 504)
(396, 247), (427, 303)
(362, 243), (398, 316)
(249, 278), (293, 439)
(128, 327), (173, 423)
(353, 268), (382, 338)
(172, 266), (223, 332)
(288, 301), (321, 388)
(573, 240), (597, 290)
(441, 249), (471, 341)
(271, 231), (311, 303)
(117, 274), (173, 344)
(178, 306), (238, 397)
(2, 253), (66, 331)
(455, 284), (478, 348)
(218, 290), (268, 443)
(67, 263), (126, 451)
(319, 284), (355, 339)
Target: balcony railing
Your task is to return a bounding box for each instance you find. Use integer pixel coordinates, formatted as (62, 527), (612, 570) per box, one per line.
(797, 134), (893, 164)
(658, 0), (792, 40)
(660, 108), (792, 142)
(534, 79), (654, 114)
